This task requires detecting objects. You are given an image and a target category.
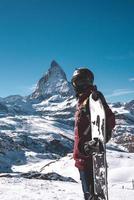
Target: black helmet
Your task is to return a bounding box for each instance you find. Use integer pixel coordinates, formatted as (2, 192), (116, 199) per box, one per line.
(71, 68), (94, 94)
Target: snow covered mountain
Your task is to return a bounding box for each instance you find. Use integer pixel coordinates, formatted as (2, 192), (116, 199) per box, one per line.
(0, 61), (76, 172)
(0, 60), (134, 199)
(0, 60), (134, 172)
(0, 61), (134, 169)
(30, 60), (74, 100)
(110, 101), (134, 152)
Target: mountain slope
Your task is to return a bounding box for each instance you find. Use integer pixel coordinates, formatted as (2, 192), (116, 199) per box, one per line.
(110, 102), (134, 152)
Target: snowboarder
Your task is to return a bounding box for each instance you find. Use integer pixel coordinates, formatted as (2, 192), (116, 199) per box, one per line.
(71, 68), (115, 200)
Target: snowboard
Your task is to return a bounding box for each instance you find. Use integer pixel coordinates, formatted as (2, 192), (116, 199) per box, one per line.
(89, 93), (108, 200)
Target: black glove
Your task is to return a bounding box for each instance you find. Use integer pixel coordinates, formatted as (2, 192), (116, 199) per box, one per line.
(84, 138), (100, 155)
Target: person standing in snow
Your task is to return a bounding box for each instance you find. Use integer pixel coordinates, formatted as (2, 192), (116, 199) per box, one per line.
(71, 68), (115, 200)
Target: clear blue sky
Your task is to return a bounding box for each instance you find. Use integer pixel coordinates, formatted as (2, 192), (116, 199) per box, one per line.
(0, 0), (134, 102)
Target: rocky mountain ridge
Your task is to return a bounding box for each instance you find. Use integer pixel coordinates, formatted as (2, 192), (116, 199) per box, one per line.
(0, 60), (134, 173)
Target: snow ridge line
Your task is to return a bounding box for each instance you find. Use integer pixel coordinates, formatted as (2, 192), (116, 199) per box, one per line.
(39, 159), (60, 172)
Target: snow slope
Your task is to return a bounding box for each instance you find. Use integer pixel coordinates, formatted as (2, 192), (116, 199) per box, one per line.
(0, 151), (134, 200)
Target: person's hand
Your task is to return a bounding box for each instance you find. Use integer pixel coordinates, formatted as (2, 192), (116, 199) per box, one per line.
(84, 138), (100, 155)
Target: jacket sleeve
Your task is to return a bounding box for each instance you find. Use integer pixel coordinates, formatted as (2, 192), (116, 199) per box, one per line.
(98, 92), (116, 142)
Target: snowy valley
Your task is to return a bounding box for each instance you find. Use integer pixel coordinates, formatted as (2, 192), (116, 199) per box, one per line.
(0, 61), (134, 200)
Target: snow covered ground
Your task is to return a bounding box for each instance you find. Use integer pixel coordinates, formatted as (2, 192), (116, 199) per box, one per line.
(0, 177), (82, 200)
(0, 151), (134, 200)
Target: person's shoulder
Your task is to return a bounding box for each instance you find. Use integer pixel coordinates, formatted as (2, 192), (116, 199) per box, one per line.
(90, 85), (105, 100)
(97, 90), (104, 96)
(96, 91), (107, 104)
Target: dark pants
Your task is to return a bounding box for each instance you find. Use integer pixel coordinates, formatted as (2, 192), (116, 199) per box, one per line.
(79, 169), (94, 200)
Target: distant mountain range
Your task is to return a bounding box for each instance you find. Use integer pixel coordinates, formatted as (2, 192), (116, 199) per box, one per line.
(0, 60), (134, 172)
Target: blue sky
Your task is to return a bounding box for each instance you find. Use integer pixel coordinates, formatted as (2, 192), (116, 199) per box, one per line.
(0, 0), (134, 102)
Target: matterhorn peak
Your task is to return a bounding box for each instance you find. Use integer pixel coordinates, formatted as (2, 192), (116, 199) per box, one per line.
(31, 60), (74, 100)
(50, 60), (60, 68)
(46, 60), (67, 81)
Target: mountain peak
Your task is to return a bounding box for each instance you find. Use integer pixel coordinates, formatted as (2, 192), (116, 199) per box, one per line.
(47, 60), (67, 81)
(50, 60), (60, 68)
(31, 61), (74, 100)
